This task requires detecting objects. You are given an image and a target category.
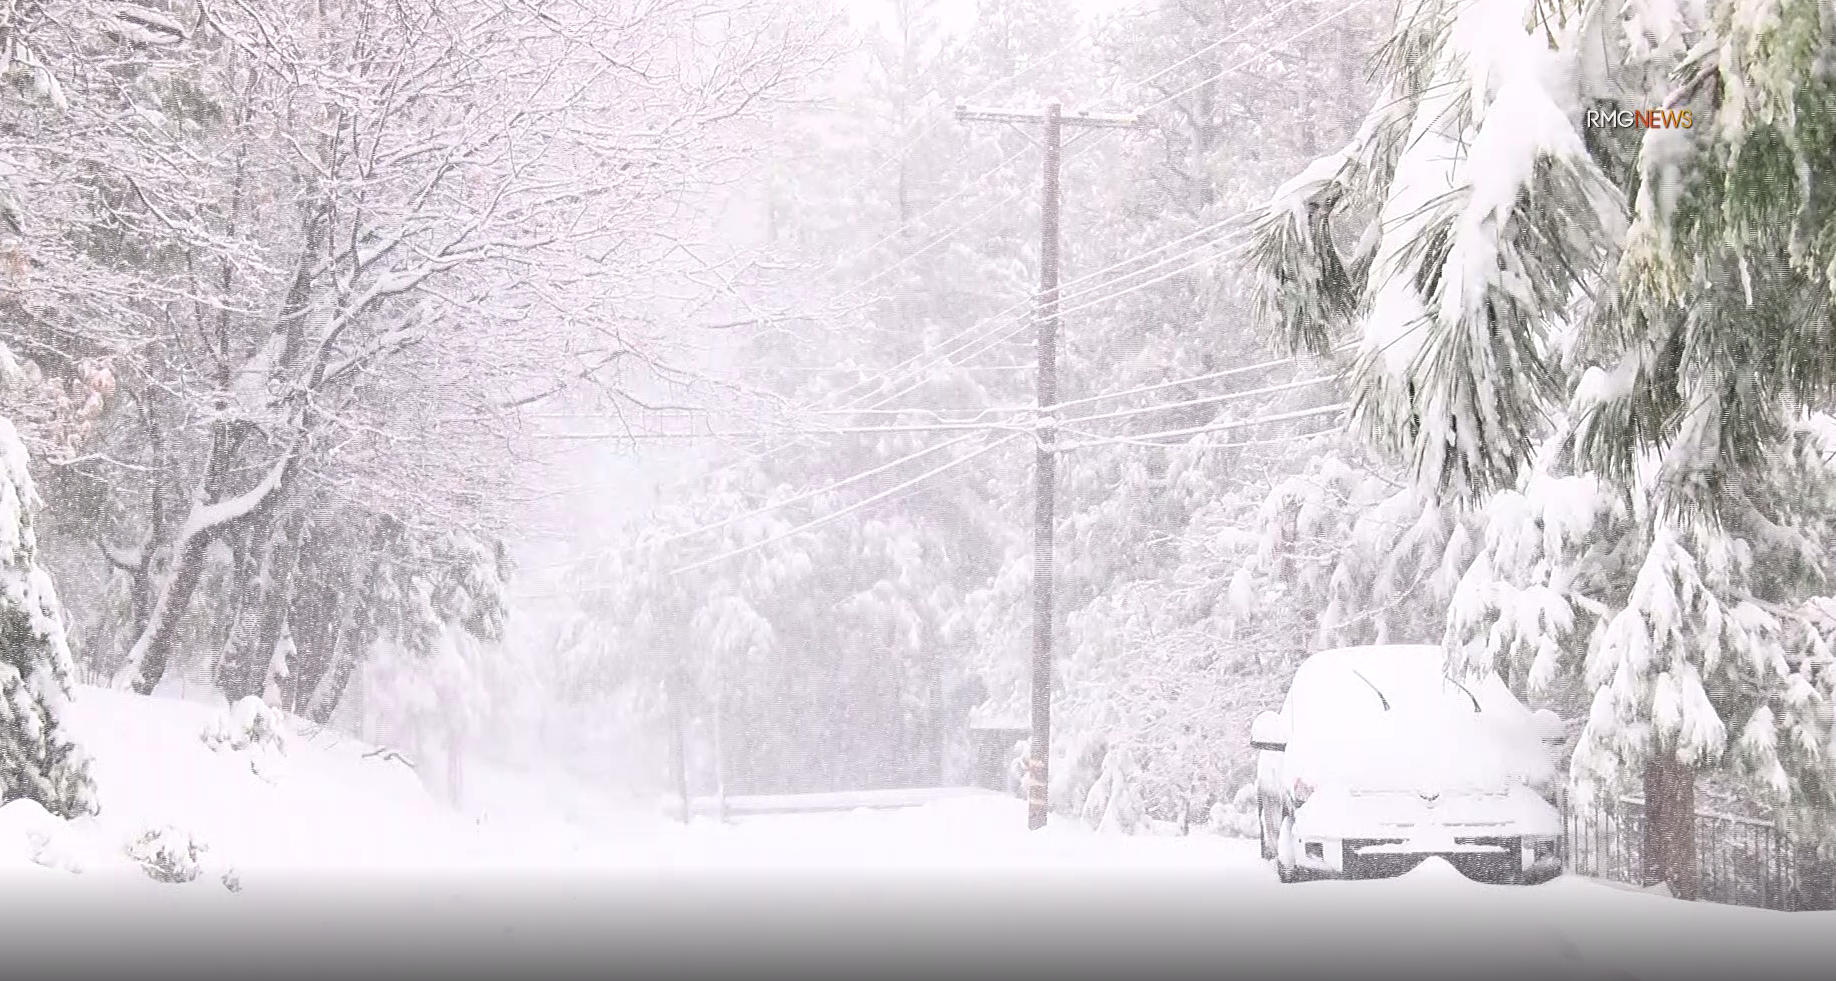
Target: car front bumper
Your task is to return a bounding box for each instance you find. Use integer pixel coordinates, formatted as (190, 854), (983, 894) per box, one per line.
(1290, 833), (1563, 883)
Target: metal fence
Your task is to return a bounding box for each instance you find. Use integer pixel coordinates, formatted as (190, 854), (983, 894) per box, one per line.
(1562, 795), (1809, 910)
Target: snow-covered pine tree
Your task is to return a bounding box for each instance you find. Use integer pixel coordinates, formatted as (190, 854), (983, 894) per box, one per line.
(335, 527), (507, 780)
(0, 391), (94, 817)
(1247, 0), (1836, 896)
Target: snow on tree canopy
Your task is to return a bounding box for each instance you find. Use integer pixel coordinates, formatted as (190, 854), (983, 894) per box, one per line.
(1445, 428), (1836, 835)
(1249, 0), (1627, 500)
(0, 405), (94, 817)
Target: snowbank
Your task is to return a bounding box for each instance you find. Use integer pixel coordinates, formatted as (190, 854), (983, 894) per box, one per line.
(22, 685), (554, 886)
(0, 687), (1826, 978)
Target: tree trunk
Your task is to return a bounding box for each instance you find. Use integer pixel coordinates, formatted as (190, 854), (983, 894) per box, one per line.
(1192, 71), (1217, 214)
(303, 543), (387, 724)
(121, 533), (216, 696)
(215, 519), (279, 698)
(116, 420), (298, 694)
(237, 511), (306, 702)
(924, 645), (943, 785)
(290, 588), (347, 716)
(713, 656), (727, 823)
(1642, 748), (1700, 900)
(445, 721), (465, 809)
(668, 666), (690, 823)
(305, 623), (360, 726)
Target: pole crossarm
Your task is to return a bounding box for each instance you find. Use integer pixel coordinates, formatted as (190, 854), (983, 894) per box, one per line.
(954, 104), (1147, 129)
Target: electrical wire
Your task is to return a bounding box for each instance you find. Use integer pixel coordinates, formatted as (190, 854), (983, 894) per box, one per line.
(668, 433), (1024, 578)
(1051, 345), (1354, 413)
(838, 211), (1250, 406)
(539, 430), (993, 574)
(1126, 0), (1326, 97)
(1059, 403), (1349, 450)
(538, 418), (1030, 440)
(744, 0), (1373, 423)
(1060, 424), (1347, 451)
(1054, 374), (1337, 427)
(837, 139), (1038, 292)
(829, 29), (1100, 224)
(836, 1), (1377, 414)
(1139, 0), (1375, 116)
(845, 231), (1257, 412)
(542, 4), (1377, 571)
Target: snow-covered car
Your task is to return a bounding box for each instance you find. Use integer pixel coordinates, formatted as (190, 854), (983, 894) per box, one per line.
(1250, 644), (1565, 884)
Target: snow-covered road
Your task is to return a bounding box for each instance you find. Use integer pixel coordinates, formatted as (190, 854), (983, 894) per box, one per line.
(2, 688), (1825, 980)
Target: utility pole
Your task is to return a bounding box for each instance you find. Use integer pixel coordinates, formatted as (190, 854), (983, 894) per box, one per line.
(955, 100), (1144, 830)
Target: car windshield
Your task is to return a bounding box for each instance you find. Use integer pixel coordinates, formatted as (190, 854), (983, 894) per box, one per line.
(1288, 670), (1552, 792)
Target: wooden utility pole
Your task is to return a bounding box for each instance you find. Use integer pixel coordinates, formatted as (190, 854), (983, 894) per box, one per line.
(955, 100), (1144, 830)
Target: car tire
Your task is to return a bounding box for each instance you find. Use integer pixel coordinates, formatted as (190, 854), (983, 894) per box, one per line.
(1275, 815), (1301, 883)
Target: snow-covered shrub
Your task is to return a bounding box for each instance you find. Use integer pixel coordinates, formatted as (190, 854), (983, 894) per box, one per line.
(1051, 734), (1108, 819)
(126, 826), (204, 884)
(201, 696), (288, 754)
(1203, 784), (1262, 839)
(0, 797), (68, 870)
(1079, 745), (1143, 835)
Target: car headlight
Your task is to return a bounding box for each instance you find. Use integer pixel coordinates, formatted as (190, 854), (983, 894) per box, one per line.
(1524, 835), (1560, 861)
(1291, 776), (1314, 806)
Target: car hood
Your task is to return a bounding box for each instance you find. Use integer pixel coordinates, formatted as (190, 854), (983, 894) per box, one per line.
(1286, 708), (1554, 796)
(1295, 784), (1561, 838)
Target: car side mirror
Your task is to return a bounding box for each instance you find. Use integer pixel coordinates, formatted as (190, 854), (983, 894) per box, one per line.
(1250, 711), (1287, 751)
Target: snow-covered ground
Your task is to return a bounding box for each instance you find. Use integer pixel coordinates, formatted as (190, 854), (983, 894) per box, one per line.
(2, 687), (1827, 979)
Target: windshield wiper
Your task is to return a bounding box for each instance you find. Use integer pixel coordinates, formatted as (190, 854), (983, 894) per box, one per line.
(1351, 669), (1391, 711)
(1445, 675), (1481, 712)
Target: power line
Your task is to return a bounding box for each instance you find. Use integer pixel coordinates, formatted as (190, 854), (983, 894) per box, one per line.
(1051, 226), (1250, 308)
(838, 174), (1037, 303)
(1128, 0), (1324, 96)
(1055, 374), (1337, 427)
(548, 2), (1374, 543)
(1051, 346), (1352, 413)
(762, 1), (1370, 422)
(840, 319), (1038, 414)
(752, 364), (1032, 373)
(533, 430), (993, 575)
(830, 29), (1099, 223)
(835, 230), (1253, 412)
(847, 212), (1248, 402)
(536, 419), (1029, 441)
(528, 386), (1345, 588)
(668, 434), (1023, 578)
(834, 0), (1375, 415)
(1061, 424), (1347, 451)
(804, 403), (1031, 421)
(542, 374), (1345, 575)
(1061, 402), (1349, 450)
(1141, 0), (1375, 115)
(841, 235), (1257, 414)
(835, 139), (1038, 291)
(817, 363), (1338, 431)
(1052, 235), (1254, 324)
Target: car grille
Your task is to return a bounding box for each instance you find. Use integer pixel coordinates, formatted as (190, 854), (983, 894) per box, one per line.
(1343, 836), (1523, 882)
